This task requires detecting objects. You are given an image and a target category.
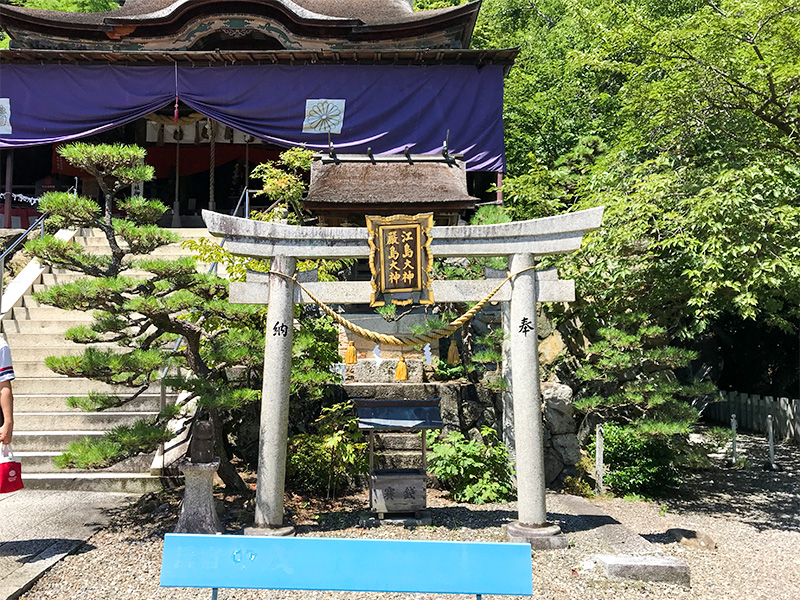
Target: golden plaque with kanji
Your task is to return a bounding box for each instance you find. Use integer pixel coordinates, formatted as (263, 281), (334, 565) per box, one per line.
(367, 213), (434, 307)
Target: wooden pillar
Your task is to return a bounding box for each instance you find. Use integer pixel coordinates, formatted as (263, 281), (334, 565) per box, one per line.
(3, 150), (13, 229)
(209, 120), (216, 213)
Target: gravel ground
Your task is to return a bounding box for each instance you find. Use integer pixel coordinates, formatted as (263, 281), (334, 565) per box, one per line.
(20, 431), (799, 600)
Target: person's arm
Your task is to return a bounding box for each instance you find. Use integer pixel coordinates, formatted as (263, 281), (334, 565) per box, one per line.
(0, 380), (13, 445)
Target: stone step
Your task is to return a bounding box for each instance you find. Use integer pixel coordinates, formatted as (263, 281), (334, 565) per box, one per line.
(15, 411), (159, 431)
(377, 450), (424, 470)
(13, 393), (168, 412)
(45, 268), (159, 280)
(12, 361), (69, 378)
(3, 331), (120, 347)
(7, 317), (92, 334)
(11, 305), (95, 322)
(12, 377), (164, 395)
(375, 432), (426, 451)
(14, 450), (156, 474)
(21, 472), (165, 493)
(344, 382), (444, 400)
(13, 430), (106, 452)
(74, 230), (211, 244)
(38, 273), (85, 285)
(12, 451), (60, 472)
(9, 343), (126, 361)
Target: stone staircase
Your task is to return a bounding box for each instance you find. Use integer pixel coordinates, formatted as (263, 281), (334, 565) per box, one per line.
(1, 228), (216, 492)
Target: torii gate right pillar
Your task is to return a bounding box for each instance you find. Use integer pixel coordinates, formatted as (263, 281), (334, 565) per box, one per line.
(506, 253), (567, 548)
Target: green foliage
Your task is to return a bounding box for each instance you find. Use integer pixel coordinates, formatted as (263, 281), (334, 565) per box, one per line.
(574, 318), (713, 425)
(25, 236), (113, 276)
(562, 475), (594, 498)
(114, 220), (179, 254)
(26, 143), (265, 490)
(375, 304), (398, 322)
(54, 437), (123, 469)
(291, 316), (341, 401)
(250, 147), (314, 222)
(117, 196), (169, 226)
(431, 358), (467, 381)
(285, 434), (338, 495)
(181, 237), (270, 282)
(473, 329), (505, 364)
(286, 401), (367, 498)
(57, 143), (153, 198)
(433, 206), (511, 281)
(54, 418), (171, 469)
(706, 426), (734, 450)
(486, 0), (800, 337)
(469, 204), (512, 226)
(65, 393), (121, 412)
(426, 426), (516, 504)
(15, 0), (119, 11)
(38, 192), (101, 227)
(106, 419), (172, 454)
(591, 423), (680, 496)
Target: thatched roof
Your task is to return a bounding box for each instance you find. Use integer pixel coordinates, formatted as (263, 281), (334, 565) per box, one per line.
(303, 154), (478, 212)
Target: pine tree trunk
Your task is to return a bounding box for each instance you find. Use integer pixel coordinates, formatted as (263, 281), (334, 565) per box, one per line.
(209, 408), (249, 493)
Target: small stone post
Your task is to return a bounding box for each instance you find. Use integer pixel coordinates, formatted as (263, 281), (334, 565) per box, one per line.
(595, 425), (605, 495)
(768, 414), (775, 465)
(175, 420), (222, 534)
(505, 253), (566, 549)
(731, 414), (738, 464)
(763, 414), (782, 471)
(175, 459), (223, 534)
(247, 255), (296, 535)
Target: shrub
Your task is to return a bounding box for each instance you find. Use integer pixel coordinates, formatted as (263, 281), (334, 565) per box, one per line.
(562, 475), (594, 498)
(426, 426), (515, 504)
(706, 426), (734, 451)
(591, 423), (679, 496)
(54, 437), (124, 469)
(285, 401), (367, 498)
(286, 433), (340, 496)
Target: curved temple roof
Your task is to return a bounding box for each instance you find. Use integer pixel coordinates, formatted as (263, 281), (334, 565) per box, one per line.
(0, 0), (482, 51)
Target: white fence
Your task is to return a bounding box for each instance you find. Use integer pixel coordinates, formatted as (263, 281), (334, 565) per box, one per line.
(705, 391), (800, 443)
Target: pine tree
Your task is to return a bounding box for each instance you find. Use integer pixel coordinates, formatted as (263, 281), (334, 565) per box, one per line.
(25, 142), (263, 491)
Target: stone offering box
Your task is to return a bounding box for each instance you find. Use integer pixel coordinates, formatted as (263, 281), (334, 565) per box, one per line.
(354, 398), (443, 518)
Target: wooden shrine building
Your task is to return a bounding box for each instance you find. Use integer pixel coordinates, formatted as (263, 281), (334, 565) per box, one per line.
(0, 0), (517, 227)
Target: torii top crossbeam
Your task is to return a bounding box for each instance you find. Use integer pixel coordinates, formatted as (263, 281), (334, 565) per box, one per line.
(202, 207), (604, 259)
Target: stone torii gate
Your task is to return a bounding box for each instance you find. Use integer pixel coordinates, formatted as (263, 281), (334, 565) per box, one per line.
(203, 206), (603, 548)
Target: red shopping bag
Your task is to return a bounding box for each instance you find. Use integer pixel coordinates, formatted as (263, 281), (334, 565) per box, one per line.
(0, 444), (23, 493)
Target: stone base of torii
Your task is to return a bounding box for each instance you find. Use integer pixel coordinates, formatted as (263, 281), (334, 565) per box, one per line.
(203, 206), (603, 548)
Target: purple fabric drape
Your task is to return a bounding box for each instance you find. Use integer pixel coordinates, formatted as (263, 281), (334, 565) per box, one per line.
(0, 63), (506, 171)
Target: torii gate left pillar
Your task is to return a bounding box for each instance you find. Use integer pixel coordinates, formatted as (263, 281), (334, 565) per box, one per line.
(243, 255), (296, 536)
(204, 207), (603, 546)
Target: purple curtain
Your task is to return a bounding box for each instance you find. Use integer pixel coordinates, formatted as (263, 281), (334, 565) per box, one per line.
(0, 63), (505, 171)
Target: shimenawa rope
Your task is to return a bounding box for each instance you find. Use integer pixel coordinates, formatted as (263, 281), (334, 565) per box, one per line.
(268, 265), (538, 346)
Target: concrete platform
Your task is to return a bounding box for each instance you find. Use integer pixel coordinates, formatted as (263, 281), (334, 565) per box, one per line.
(552, 494), (691, 585)
(0, 489), (135, 600)
(595, 554), (691, 587)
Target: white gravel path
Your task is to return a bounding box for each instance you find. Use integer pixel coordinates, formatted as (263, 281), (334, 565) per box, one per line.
(19, 432), (799, 600)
